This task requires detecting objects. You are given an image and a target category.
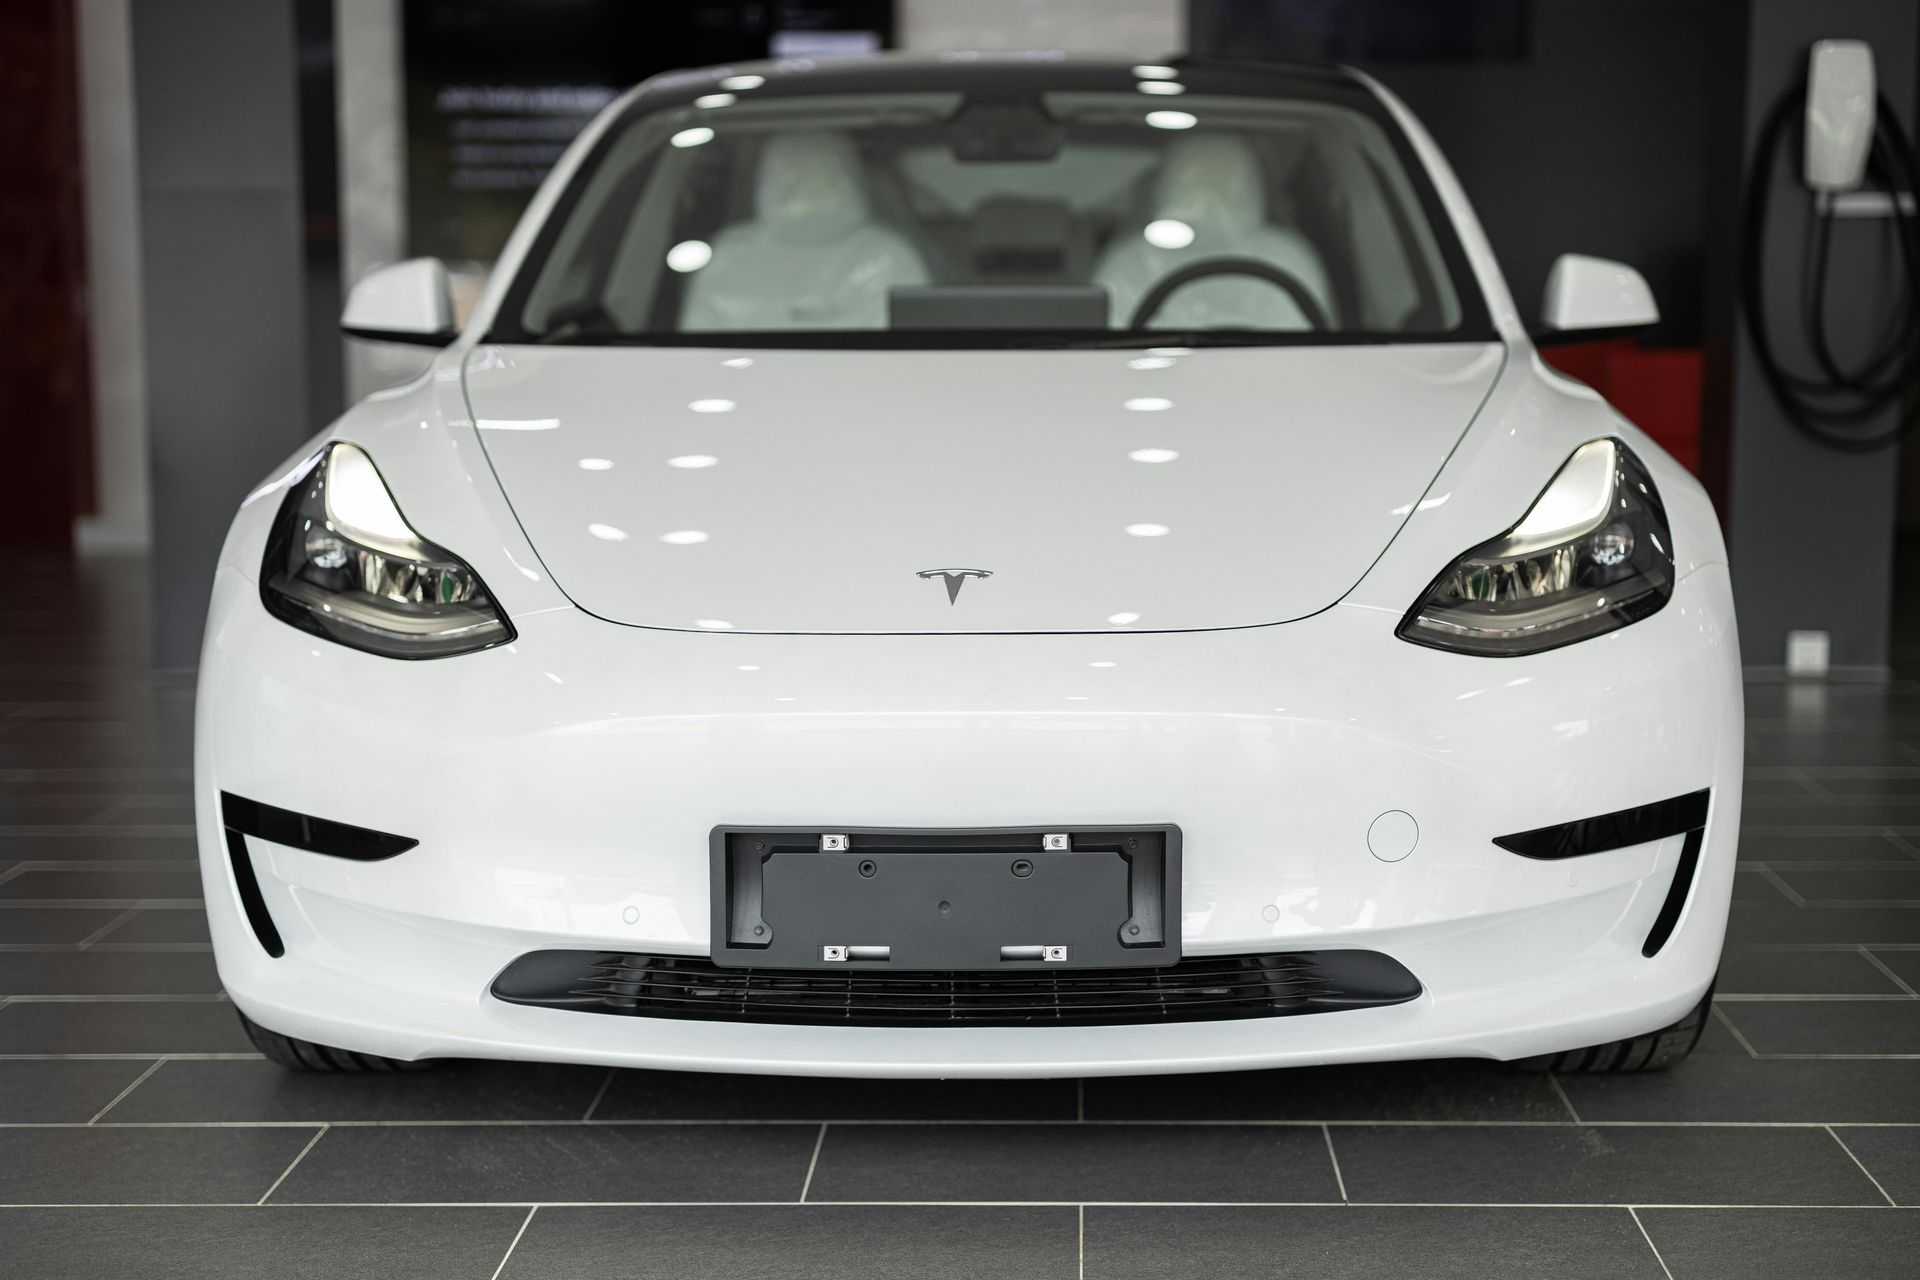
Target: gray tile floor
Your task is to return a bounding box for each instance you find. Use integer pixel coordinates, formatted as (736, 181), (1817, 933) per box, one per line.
(4, 554), (1920, 1278)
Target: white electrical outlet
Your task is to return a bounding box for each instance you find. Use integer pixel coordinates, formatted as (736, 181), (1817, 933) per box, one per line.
(1786, 629), (1831, 678)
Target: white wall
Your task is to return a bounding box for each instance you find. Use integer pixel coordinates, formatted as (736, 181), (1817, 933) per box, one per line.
(898, 0), (1184, 56)
(74, 0), (150, 554)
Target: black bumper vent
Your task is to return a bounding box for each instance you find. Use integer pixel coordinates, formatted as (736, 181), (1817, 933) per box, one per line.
(490, 950), (1421, 1029)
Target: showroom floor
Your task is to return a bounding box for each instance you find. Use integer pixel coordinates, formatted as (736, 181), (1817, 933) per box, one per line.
(3, 555), (1919, 1279)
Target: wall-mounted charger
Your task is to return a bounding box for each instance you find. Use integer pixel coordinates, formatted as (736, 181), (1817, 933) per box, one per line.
(1804, 39), (1876, 193)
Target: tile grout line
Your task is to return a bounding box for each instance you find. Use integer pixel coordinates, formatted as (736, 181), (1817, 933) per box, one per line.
(3, 995), (231, 1007)
(1859, 946), (1920, 998)
(1826, 1125), (1899, 1207)
(1791, 766), (1829, 800)
(0, 1198), (1915, 1210)
(255, 1125), (328, 1205)
(86, 1056), (168, 1124)
(1627, 1207), (1678, 1280)
(798, 1122), (827, 1203)
(1078, 1203), (1085, 1280)
(1321, 1123), (1348, 1204)
(0, 943), (213, 953)
(16, 1118), (1920, 1131)
(0, 1054), (263, 1062)
(1711, 1004), (1763, 1059)
(1883, 827), (1920, 862)
(1547, 1073), (1583, 1124)
(1752, 863), (1808, 907)
(488, 1206), (538, 1280)
(1713, 994), (1917, 1003)
(72, 906), (144, 951)
(0, 900), (203, 911)
(82, 797), (131, 828)
(580, 1069), (615, 1122)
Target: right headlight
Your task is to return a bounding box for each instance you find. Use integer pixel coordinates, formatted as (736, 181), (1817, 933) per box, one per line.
(259, 442), (513, 659)
(1397, 438), (1674, 656)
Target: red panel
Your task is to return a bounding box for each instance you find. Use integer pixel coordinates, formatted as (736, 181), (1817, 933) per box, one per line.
(1606, 347), (1704, 477)
(1541, 341), (1703, 478)
(0, 0), (90, 550)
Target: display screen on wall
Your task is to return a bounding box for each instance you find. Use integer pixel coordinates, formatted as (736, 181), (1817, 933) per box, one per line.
(1189, 0), (1529, 62)
(403, 0), (894, 264)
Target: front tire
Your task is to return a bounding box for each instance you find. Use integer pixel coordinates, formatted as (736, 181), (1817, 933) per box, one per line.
(238, 1010), (433, 1072)
(1516, 981), (1715, 1074)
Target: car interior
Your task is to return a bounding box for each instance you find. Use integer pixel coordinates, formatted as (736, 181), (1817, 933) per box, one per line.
(524, 94), (1461, 339)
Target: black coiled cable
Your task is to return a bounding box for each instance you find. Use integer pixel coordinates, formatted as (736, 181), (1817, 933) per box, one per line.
(1740, 86), (1920, 452)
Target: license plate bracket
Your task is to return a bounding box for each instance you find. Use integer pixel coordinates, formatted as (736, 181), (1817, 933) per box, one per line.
(709, 825), (1180, 970)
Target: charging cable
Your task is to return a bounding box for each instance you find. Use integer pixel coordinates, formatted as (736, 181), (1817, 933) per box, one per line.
(1741, 87), (1920, 452)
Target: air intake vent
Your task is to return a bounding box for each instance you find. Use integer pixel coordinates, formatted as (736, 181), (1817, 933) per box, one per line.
(490, 950), (1421, 1028)
(1642, 828), (1705, 958)
(224, 829), (284, 958)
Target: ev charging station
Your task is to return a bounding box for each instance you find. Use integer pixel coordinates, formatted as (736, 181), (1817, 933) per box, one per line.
(1708, 0), (1920, 676)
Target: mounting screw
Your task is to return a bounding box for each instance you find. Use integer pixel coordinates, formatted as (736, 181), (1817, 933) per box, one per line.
(1128, 924), (1140, 935)
(753, 925), (765, 936)
(821, 833), (849, 852)
(1042, 833), (1071, 851)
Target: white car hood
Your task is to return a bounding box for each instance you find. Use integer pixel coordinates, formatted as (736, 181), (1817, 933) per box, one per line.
(464, 343), (1504, 633)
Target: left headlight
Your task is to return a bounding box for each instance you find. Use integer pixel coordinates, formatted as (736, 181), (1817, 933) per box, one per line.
(1397, 438), (1674, 656)
(260, 442), (514, 658)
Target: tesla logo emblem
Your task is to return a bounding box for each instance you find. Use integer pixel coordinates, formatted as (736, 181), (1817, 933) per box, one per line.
(917, 567), (992, 604)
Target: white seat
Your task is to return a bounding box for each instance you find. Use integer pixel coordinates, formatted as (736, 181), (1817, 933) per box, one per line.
(1094, 135), (1334, 331)
(681, 132), (929, 331)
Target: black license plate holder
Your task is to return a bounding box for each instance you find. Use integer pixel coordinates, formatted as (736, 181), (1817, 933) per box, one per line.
(710, 826), (1180, 970)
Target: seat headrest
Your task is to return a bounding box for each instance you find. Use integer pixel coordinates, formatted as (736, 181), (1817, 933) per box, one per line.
(755, 132), (871, 245)
(1153, 135), (1268, 233)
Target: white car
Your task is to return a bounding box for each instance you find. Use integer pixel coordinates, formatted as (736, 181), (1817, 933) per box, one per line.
(198, 55), (1741, 1077)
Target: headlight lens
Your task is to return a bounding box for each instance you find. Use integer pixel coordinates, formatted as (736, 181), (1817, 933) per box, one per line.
(260, 443), (513, 658)
(1397, 438), (1673, 656)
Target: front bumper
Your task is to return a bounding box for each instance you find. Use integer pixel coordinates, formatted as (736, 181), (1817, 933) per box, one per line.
(195, 562), (1742, 1076)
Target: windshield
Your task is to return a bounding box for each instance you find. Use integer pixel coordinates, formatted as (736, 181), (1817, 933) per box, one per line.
(496, 83), (1485, 348)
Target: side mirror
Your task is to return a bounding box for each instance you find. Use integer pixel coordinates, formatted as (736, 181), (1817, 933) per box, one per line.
(1535, 253), (1659, 344)
(341, 258), (457, 346)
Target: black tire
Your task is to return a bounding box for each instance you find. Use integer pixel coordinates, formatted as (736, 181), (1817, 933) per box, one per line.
(238, 1009), (433, 1073)
(1515, 982), (1715, 1074)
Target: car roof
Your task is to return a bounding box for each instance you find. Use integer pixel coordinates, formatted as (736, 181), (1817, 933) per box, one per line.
(631, 52), (1371, 111)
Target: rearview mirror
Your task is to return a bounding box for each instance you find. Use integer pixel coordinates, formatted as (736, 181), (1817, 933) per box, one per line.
(1535, 253), (1658, 344)
(341, 258), (456, 346)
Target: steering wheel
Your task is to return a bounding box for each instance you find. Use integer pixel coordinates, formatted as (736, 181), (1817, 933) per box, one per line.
(1127, 256), (1332, 331)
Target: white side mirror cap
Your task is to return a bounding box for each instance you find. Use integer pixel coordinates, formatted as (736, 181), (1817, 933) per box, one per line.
(341, 258), (456, 346)
(1538, 253), (1659, 339)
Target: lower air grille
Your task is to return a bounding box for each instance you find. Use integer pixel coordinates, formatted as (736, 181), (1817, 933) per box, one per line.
(490, 950), (1421, 1028)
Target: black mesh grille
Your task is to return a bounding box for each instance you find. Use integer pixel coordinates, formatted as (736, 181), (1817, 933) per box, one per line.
(490, 950), (1421, 1028)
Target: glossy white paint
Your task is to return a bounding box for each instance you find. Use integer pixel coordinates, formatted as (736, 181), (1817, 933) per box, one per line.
(467, 343), (1504, 633)
(1539, 253), (1660, 334)
(197, 56), (1743, 1075)
(340, 256), (454, 339)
